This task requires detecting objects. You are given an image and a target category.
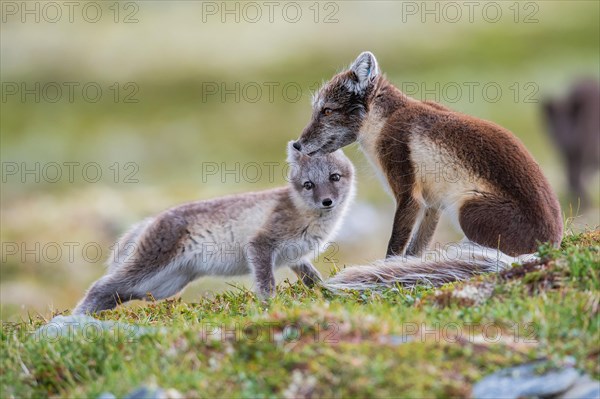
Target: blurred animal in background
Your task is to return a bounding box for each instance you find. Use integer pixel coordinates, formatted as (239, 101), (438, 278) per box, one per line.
(542, 78), (600, 209)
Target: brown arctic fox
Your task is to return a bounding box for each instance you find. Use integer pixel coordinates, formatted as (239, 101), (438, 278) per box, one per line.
(74, 143), (355, 314)
(293, 51), (563, 290)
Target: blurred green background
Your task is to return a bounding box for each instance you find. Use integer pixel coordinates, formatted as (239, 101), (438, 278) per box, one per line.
(1, 1), (598, 321)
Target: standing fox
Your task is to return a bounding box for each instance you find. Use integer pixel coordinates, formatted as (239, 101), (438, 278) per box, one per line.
(293, 52), (563, 290)
(74, 143), (355, 314)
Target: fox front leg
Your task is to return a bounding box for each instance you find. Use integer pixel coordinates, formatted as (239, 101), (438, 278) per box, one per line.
(386, 196), (421, 258)
(290, 259), (322, 287)
(248, 236), (277, 299)
(405, 207), (440, 256)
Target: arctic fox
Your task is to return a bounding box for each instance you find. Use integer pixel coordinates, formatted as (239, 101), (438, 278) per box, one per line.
(74, 143), (355, 314)
(293, 51), (563, 290)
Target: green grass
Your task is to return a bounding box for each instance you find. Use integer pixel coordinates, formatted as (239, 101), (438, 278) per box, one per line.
(2, 230), (598, 398)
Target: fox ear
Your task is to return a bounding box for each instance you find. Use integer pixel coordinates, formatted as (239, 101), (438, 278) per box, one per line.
(348, 51), (380, 94)
(287, 140), (303, 164)
(330, 148), (345, 158)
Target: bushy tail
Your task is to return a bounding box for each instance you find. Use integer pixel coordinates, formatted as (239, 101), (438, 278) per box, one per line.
(324, 241), (534, 292)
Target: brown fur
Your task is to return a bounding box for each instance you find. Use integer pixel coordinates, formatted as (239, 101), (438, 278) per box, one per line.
(371, 82), (562, 256)
(295, 52), (563, 259)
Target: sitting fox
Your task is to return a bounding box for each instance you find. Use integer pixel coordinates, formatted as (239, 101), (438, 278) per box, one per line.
(293, 52), (563, 290)
(74, 143), (355, 314)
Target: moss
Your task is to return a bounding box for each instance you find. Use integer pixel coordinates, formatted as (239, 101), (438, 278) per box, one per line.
(1, 230), (598, 397)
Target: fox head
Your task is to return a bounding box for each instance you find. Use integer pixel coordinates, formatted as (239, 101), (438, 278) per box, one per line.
(293, 51), (380, 155)
(286, 141), (355, 212)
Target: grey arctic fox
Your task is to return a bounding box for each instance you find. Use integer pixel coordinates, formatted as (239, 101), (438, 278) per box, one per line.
(74, 142), (355, 314)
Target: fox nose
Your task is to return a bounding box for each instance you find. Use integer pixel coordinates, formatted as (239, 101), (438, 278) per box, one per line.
(292, 141), (302, 151)
(322, 198), (333, 207)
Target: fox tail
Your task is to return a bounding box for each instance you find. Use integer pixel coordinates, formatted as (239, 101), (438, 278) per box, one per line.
(324, 241), (533, 292)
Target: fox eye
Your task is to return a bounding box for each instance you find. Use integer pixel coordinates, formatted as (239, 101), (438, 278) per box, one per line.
(303, 181), (314, 190)
(329, 173), (341, 182)
(322, 108), (333, 116)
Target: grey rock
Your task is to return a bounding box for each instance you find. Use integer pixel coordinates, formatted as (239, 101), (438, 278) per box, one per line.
(97, 386), (184, 399)
(473, 361), (580, 399)
(559, 375), (600, 399)
(123, 386), (183, 399)
(125, 387), (165, 399)
(33, 315), (156, 342)
(378, 335), (415, 345)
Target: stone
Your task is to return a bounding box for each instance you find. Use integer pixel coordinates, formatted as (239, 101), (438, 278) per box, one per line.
(558, 375), (600, 399)
(33, 314), (158, 341)
(472, 361), (580, 399)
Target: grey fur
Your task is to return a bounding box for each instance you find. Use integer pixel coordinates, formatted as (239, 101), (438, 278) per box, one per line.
(73, 143), (355, 314)
(324, 241), (534, 292)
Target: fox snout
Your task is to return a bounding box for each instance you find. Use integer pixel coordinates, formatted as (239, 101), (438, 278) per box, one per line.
(320, 197), (334, 209)
(295, 113), (344, 156)
(296, 128), (358, 156)
(293, 129), (328, 156)
(291, 139), (324, 156)
(295, 125), (348, 156)
(312, 183), (340, 210)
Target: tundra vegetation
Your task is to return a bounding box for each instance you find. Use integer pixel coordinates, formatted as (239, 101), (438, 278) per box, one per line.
(1, 230), (598, 397)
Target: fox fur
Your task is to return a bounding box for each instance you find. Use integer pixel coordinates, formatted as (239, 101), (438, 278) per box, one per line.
(294, 51), (563, 290)
(74, 143), (355, 314)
